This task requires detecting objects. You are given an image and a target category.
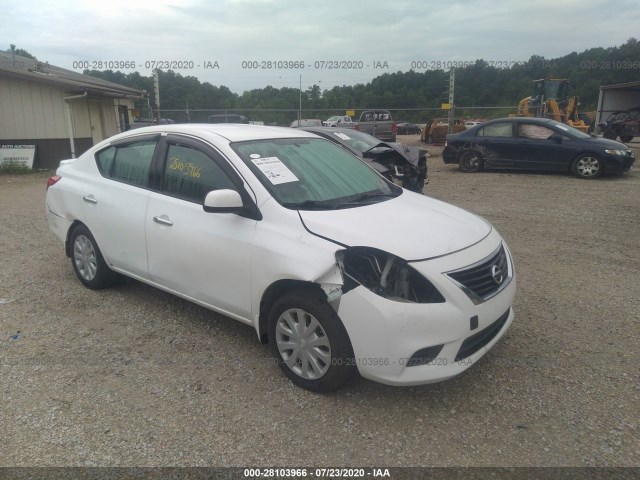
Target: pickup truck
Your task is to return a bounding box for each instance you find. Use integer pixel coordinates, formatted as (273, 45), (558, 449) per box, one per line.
(353, 109), (397, 142)
(324, 115), (354, 127)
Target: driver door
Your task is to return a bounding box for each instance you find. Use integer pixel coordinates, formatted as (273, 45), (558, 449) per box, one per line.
(145, 135), (257, 320)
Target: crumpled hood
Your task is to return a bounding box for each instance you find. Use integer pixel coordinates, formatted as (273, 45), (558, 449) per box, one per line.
(365, 142), (425, 168)
(298, 191), (492, 260)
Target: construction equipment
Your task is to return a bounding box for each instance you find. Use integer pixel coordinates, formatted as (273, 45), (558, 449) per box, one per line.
(421, 117), (465, 144)
(514, 79), (589, 133)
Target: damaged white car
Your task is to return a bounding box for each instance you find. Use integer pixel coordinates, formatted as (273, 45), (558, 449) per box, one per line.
(46, 124), (516, 392)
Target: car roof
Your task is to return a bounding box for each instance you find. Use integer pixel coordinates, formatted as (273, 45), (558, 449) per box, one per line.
(111, 123), (318, 143)
(482, 117), (558, 126)
(301, 126), (357, 134)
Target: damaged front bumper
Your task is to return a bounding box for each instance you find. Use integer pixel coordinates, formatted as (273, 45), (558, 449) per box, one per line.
(331, 232), (516, 386)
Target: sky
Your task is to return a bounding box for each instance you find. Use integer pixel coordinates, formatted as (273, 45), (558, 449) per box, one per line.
(3, 0), (639, 94)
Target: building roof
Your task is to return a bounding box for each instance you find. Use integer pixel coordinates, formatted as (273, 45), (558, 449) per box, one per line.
(599, 81), (640, 91)
(0, 50), (143, 98)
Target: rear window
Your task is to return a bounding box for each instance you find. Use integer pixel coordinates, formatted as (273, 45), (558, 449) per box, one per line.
(95, 140), (157, 187)
(478, 123), (513, 137)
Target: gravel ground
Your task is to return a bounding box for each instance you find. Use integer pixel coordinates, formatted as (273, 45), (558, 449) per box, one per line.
(1, 139), (639, 467)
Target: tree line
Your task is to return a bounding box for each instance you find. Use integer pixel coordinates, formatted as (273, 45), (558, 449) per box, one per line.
(81, 38), (640, 125)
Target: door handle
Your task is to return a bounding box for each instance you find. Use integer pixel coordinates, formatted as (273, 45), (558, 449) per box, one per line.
(153, 215), (173, 226)
(82, 195), (97, 204)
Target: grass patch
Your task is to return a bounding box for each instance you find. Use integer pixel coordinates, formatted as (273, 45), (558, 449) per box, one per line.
(0, 161), (34, 175)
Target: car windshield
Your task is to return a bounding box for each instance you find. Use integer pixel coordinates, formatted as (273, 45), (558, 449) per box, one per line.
(326, 116), (341, 121)
(328, 129), (387, 153)
(232, 138), (399, 209)
(548, 120), (592, 139)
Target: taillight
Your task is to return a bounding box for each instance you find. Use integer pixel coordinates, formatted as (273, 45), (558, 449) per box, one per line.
(354, 123), (360, 131)
(391, 122), (397, 134)
(46, 175), (61, 190)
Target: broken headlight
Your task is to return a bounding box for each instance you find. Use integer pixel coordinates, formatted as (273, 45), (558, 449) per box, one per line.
(337, 247), (444, 303)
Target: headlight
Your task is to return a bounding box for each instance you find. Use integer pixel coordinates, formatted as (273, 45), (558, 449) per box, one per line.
(604, 149), (626, 155)
(336, 247), (444, 303)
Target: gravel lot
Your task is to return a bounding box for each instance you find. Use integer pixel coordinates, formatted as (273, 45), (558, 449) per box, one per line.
(1, 138), (639, 467)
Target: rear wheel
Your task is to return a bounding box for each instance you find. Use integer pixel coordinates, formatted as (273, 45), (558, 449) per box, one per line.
(572, 154), (602, 179)
(620, 135), (633, 143)
(69, 225), (118, 289)
(268, 289), (356, 393)
(459, 150), (483, 172)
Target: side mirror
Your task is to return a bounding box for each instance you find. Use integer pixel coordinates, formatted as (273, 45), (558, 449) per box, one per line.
(203, 189), (243, 213)
(549, 134), (563, 144)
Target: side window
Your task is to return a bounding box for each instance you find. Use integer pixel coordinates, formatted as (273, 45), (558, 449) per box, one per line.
(95, 140), (156, 188)
(163, 144), (237, 203)
(478, 123), (514, 137)
(96, 147), (116, 175)
(518, 124), (555, 139)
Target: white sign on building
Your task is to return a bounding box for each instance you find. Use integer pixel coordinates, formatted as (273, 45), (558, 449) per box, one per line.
(0, 144), (37, 169)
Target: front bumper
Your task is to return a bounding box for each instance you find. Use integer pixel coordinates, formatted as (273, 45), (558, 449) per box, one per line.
(335, 230), (516, 386)
(604, 152), (635, 173)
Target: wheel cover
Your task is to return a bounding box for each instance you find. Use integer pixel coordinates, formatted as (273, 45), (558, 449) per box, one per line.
(73, 234), (98, 281)
(275, 308), (331, 380)
(462, 153), (480, 170)
(576, 156), (600, 177)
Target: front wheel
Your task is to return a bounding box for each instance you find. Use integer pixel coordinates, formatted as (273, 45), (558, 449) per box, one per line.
(459, 150), (483, 172)
(572, 154), (603, 179)
(620, 135), (633, 143)
(268, 289), (356, 393)
(603, 131), (616, 140)
(69, 225), (119, 289)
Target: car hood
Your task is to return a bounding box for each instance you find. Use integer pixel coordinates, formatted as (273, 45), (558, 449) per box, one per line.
(298, 192), (492, 260)
(365, 142), (424, 168)
(583, 136), (631, 150)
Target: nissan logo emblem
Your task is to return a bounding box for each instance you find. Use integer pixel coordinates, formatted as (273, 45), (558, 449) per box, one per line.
(491, 265), (504, 284)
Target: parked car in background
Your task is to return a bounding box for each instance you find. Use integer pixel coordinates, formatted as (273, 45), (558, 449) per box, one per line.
(45, 124), (515, 392)
(207, 114), (249, 124)
(443, 117), (635, 179)
(396, 122), (421, 135)
(129, 118), (175, 129)
(353, 109), (397, 142)
(324, 115), (354, 127)
(464, 120), (484, 129)
(301, 127), (428, 193)
(290, 119), (324, 128)
(599, 107), (640, 143)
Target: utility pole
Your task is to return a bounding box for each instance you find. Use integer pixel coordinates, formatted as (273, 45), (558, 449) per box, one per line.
(299, 74), (302, 124)
(153, 69), (161, 123)
(448, 68), (455, 133)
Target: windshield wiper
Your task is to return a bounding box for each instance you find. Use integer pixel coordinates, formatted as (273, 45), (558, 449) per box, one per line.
(281, 199), (343, 210)
(332, 191), (400, 208)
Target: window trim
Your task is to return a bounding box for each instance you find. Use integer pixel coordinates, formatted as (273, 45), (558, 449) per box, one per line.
(155, 134), (262, 220)
(94, 133), (161, 189)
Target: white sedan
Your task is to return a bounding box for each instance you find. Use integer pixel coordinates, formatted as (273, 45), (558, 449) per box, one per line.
(45, 124), (516, 392)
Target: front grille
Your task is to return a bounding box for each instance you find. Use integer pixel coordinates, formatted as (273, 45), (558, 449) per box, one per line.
(455, 308), (510, 361)
(446, 244), (510, 303)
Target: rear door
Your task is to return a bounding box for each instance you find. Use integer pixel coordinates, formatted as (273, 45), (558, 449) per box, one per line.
(85, 134), (160, 278)
(474, 121), (517, 166)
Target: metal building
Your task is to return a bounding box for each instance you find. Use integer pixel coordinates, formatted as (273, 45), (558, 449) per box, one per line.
(0, 50), (142, 169)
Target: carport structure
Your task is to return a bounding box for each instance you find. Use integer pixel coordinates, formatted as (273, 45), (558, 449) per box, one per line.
(595, 80), (640, 128)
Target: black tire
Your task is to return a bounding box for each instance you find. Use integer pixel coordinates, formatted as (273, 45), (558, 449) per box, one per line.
(603, 131), (616, 140)
(268, 289), (356, 393)
(620, 135), (633, 143)
(572, 154), (603, 179)
(69, 225), (118, 289)
(459, 150), (483, 173)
